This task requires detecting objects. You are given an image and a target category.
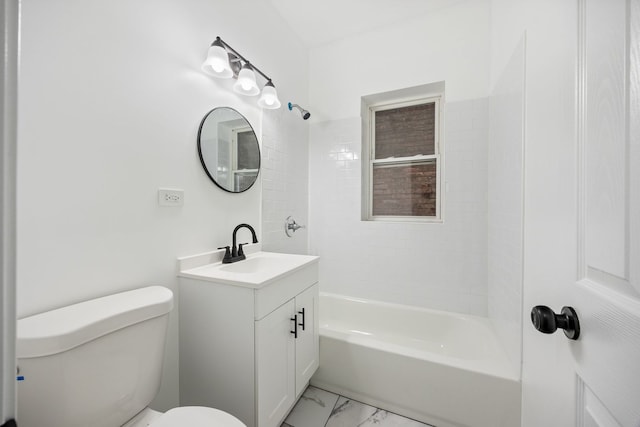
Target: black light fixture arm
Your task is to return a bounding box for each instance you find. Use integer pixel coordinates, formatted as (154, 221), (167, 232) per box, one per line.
(213, 36), (273, 84)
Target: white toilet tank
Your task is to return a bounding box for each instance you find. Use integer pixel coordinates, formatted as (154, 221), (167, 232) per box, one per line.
(16, 286), (174, 427)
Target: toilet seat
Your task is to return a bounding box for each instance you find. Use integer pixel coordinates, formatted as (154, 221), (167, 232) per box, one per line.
(149, 406), (246, 427)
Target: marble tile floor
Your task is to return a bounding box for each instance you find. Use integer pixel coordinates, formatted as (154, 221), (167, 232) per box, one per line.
(281, 386), (434, 427)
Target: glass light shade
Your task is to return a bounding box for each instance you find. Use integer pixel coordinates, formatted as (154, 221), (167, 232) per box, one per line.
(257, 82), (281, 109)
(233, 64), (260, 96)
(202, 44), (233, 78)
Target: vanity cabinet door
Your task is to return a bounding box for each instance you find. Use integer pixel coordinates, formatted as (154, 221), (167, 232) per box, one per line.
(294, 283), (319, 395)
(255, 299), (296, 427)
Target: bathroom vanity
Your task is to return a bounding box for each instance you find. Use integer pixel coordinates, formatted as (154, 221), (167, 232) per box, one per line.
(177, 249), (319, 427)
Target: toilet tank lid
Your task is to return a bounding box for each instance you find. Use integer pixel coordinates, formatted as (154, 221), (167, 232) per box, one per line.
(17, 286), (174, 358)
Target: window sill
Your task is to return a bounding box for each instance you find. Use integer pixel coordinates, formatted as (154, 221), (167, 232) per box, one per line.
(363, 216), (443, 224)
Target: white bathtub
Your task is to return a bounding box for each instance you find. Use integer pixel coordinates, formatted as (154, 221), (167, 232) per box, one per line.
(310, 293), (521, 427)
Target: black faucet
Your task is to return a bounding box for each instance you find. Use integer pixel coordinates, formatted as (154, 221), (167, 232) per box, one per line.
(218, 223), (258, 264)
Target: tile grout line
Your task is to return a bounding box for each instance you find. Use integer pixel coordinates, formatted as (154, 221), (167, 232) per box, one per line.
(322, 390), (342, 427)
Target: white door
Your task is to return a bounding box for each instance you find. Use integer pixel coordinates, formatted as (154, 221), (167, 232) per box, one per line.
(522, 0), (640, 426)
(255, 300), (296, 427)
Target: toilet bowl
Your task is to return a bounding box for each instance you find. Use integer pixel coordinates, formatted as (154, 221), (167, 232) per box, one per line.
(16, 286), (246, 427)
(124, 407), (246, 427)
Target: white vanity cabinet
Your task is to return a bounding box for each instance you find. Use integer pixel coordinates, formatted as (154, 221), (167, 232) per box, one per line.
(178, 251), (319, 427)
(256, 283), (319, 427)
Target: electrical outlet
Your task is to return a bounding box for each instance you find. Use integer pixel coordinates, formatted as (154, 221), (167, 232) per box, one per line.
(158, 188), (184, 207)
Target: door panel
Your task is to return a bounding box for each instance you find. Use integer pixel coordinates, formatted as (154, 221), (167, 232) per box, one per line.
(584, 0), (628, 278)
(578, 380), (623, 427)
(574, 283), (640, 427)
(294, 284), (319, 395)
(255, 300), (295, 427)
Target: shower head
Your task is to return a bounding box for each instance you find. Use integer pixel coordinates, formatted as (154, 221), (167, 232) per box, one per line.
(288, 102), (311, 120)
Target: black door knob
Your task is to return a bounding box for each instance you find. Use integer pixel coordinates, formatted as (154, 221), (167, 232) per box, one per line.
(531, 305), (580, 340)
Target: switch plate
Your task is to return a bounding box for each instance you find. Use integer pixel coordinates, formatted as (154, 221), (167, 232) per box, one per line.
(158, 188), (184, 206)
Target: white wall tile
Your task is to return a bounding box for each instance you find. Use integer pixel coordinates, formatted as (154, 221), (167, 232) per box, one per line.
(487, 37), (525, 374)
(309, 99), (489, 316)
(261, 107), (310, 255)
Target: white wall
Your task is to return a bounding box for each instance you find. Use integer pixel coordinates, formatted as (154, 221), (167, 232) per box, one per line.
(488, 0), (529, 384)
(308, 0), (491, 315)
(488, 37), (525, 375)
(17, 0), (307, 410)
(310, 0), (491, 123)
(489, 0), (527, 91)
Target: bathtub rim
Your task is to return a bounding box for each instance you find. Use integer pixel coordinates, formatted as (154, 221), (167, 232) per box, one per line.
(321, 291), (490, 322)
(318, 291), (520, 381)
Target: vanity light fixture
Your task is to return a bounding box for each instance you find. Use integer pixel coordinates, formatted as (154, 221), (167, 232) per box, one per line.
(202, 36), (281, 109)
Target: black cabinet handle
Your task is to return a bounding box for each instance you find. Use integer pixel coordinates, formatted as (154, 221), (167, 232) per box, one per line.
(298, 308), (305, 331)
(531, 305), (580, 340)
(290, 314), (298, 338)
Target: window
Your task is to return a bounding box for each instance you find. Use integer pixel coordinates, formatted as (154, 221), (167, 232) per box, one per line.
(231, 126), (259, 192)
(363, 92), (443, 221)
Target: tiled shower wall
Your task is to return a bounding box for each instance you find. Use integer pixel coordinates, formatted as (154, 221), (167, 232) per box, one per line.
(261, 107), (310, 254)
(309, 98), (489, 315)
(487, 38), (525, 373)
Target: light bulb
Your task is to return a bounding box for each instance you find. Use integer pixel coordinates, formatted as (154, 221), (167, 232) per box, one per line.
(211, 58), (226, 73)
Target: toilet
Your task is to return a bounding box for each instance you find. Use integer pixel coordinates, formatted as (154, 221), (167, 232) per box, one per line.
(16, 286), (246, 427)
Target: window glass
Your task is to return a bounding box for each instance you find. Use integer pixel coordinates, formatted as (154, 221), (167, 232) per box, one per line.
(374, 103), (436, 158)
(372, 161), (437, 216)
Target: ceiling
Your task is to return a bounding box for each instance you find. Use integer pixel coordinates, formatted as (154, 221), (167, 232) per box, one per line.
(268, 0), (467, 48)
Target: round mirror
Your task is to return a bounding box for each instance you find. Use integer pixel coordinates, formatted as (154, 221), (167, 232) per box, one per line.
(197, 107), (260, 193)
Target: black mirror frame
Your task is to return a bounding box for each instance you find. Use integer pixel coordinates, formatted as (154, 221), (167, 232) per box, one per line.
(197, 107), (261, 193)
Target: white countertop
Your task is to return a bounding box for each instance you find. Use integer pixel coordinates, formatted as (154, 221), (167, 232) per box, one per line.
(178, 247), (319, 289)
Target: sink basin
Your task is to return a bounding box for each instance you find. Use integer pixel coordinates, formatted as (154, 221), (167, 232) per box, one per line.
(178, 251), (319, 288)
(220, 256), (279, 274)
